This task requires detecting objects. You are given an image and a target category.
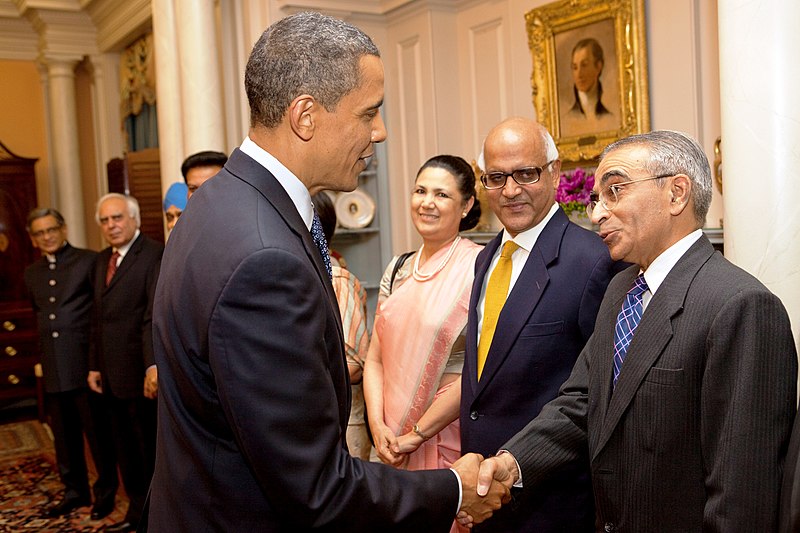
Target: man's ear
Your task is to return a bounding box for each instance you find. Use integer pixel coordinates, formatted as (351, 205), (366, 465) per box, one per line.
(669, 174), (691, 215)
(288, 95), (316, 142)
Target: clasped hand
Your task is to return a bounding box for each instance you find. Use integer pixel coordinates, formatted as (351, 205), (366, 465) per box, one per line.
(453, 452), (520, 528)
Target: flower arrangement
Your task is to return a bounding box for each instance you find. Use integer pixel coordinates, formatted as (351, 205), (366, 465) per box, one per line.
(556, 167), (595, 218)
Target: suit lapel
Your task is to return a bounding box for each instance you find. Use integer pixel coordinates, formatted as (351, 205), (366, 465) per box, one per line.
(104, 234), (143, 292)
(593, 237), (716, 458)
(224, 149), (343, 330)
(466, 233), (501, 397)
(474, 211), (569, 395)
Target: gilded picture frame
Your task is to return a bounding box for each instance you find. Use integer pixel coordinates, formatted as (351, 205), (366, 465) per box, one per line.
(526, 0), (650, 163)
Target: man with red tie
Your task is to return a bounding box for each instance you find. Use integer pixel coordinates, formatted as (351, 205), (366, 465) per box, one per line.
(89, 193), (162, 532)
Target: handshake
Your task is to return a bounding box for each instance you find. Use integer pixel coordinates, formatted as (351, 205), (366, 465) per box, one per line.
(451, 452), (521, 528)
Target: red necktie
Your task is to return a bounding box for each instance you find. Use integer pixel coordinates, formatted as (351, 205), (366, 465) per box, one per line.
(106, 251), (120, 286)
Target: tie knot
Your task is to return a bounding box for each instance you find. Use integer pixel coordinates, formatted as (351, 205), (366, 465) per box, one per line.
(500, 240), (519, 259)
(629, 273), (648, 297)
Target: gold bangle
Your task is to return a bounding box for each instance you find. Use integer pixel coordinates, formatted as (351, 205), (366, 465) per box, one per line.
(412, 423), (429, 441)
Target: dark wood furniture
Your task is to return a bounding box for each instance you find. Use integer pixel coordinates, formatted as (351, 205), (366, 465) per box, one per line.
(0, 141), (44, 420)
(107, 148), (164, 245)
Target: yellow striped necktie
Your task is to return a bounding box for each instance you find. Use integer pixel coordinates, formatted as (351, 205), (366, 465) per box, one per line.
(477, 240), (519, 380)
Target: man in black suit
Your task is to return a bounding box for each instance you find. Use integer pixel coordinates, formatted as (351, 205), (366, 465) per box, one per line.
(24, 207), (117, 520)
(780, 415), (800, 533)
(460, 117), (617, 532)
(469, 130), (797, 532)
(145, 11), (508, 532)
(88, 193), (162, 532)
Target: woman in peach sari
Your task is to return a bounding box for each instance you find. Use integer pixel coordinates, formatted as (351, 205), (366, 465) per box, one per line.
(364, 155), (482, 506)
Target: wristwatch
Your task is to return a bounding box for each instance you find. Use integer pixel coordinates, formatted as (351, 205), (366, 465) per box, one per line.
(412, 423), (429, 441)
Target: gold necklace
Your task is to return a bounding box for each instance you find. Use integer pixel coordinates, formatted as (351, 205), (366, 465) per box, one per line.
(412, 236), (461, 282)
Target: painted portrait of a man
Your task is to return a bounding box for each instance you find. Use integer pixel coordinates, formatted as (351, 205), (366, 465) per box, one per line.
(556, 19), (620, 138)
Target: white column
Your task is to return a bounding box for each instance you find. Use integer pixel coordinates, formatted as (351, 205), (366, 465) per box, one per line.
(88, 53), (123, 199)
(44, 57), (88, 248)
(176, 0), (225, 155)
(152, 0), (185, 195)
(718, 1), (800, 346)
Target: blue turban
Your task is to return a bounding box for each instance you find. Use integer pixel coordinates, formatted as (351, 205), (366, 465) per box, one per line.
(163, 182), (189, 212)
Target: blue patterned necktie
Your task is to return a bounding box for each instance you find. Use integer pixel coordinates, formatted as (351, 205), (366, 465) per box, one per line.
(612, 273), (649, 388)
(310, 212), (332, 279)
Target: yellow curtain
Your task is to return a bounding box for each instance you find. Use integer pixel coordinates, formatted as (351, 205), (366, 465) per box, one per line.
(120, 34), (157, 119)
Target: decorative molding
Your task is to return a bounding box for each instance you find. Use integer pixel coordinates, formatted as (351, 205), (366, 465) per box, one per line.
(13, 0), (82, 12)
(0, 16), (38, 59)
(0, 0), (19, 17)
(25, 7), (98, 59)
(466, 17), (507, 151)
(84, 0), (151, 52)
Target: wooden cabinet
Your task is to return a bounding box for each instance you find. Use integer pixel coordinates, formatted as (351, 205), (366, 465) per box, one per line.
(0, 302), (41, 409)
(0, 141), (43, 416)
(107, 148), (164, 245)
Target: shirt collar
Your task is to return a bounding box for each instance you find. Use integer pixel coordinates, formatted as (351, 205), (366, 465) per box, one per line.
(500, 202), (559, 251)
(116, 229), (140, 258)
(642, 229), (703, 295)
(45, 241), (68, 263)
(240, 136), (314, 231)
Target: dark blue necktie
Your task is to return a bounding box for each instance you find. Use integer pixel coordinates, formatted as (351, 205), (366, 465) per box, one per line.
(310, 212), (332, 279)
(612, 273), (648, 388)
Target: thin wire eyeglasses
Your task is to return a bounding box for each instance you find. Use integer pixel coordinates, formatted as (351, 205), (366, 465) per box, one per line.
(30, 225), (63, 239)
(586, 174), (673, 217)
(480, 161), (555, 190)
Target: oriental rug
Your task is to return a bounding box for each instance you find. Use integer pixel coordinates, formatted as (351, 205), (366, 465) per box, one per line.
(0, 420), (126, 532)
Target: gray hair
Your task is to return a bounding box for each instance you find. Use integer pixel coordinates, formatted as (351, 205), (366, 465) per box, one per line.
(600, 130), (712, 227)
(26, 207), (65, 232)
(245, 11), (380, 129)
(95, 193), (141, 228)
(542, 128), (559, 162)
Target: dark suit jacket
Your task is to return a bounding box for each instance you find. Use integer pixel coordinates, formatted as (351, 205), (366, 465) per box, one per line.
(146, 149), (458, 532)
(24, 243), (97, 393)
(780, 413), (800, 533)
(90, 233), (162, 399)
(461, 209), (616, 532)
(505, 236), (797, 532)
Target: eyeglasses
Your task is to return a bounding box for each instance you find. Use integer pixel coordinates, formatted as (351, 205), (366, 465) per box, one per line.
(30, 225), (62, 239)
(586, 174), (673, 217)
(480, 161), (555, 190)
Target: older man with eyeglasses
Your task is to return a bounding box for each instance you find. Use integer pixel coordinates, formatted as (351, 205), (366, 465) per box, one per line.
(459, 116), (619, 532)
(24, 207), (118, 521)
(469, 130), (797, 533)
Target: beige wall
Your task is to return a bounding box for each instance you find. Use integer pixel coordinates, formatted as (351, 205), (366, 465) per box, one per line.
(0, 60), (50, 209)
(380, 0), (722, 252)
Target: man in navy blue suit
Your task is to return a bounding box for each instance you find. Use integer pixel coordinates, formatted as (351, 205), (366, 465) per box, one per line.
(460, 117), (617, 532)
(144, 12), (508, 532)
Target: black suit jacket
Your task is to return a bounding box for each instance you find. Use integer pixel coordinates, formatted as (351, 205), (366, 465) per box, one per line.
(90, 233), (162, 399)
(146, 149), (458, 532)
(24, 243), (97, 393)
(505, 236), (797, 532)
(780, 413), (800, 533)
(461, 209), (615, 532)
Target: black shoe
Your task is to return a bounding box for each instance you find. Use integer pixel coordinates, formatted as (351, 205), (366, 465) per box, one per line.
(91, 501), (115, 520)
(46, 496), (90, 517)
(104, 520), (137, 532)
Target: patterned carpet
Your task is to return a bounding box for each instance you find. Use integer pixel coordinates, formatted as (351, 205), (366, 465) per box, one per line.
(0, 420), (126, 532)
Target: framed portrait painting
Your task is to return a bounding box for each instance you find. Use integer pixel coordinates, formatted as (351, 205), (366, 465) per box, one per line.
(526, 0), (650, 163)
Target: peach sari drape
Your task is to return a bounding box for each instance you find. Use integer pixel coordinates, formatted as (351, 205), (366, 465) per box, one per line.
(374, 238), (480, 471)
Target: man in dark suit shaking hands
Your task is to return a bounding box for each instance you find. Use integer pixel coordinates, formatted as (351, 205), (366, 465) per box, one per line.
(89, 193), (162, 532)
(145, 11), (508, 532)
(460, 117), (616, 532)
(469, 130), (797, 532)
